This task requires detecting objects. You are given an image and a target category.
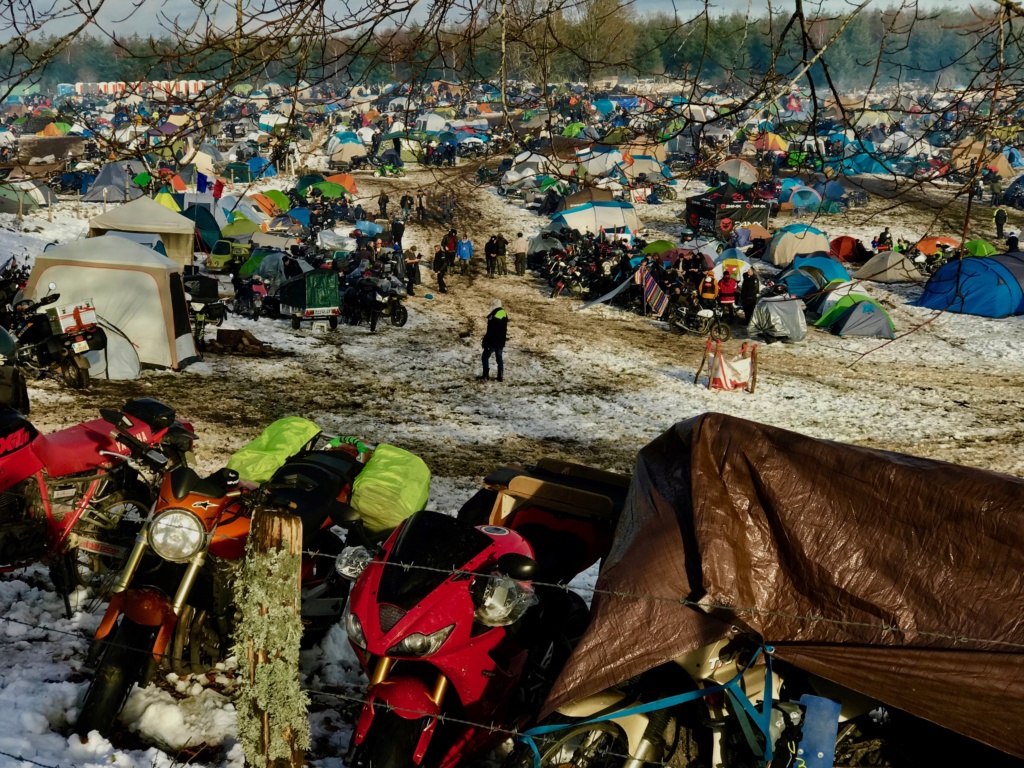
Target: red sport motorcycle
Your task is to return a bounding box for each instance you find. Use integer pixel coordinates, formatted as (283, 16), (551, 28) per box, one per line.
(0, 397), (194, 614)
(343, 460), (629, 768)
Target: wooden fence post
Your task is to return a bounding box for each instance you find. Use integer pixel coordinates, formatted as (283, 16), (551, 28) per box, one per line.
(233, 507), (308, 768)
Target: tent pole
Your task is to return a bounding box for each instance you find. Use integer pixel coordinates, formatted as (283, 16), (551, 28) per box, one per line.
(103, 188), (108, 213)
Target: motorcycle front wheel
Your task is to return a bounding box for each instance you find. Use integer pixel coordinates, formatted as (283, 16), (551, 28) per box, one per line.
(391, 304), (408, 327)
(60, 356), (89, 390)
(503, 717), (628, 768)
(353, 710), (426, 768)
(76, 618), (156, 738)
(710, 321), (732, 342)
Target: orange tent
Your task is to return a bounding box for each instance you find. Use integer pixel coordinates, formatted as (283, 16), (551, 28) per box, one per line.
(37, 122), (62, 137)
(829, 235), (870, 263)
(751, 132), (788, 152)
(325, 173), (358, 194)
(249, 193), (279, 217)
(170, 175), (187, 192)
(916, 236), (959, 256)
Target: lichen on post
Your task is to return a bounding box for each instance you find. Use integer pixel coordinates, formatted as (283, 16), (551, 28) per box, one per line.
(233, 507), (309, 768)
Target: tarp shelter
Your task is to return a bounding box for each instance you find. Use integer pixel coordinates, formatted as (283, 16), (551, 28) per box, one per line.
(559, 187), (615, 211)
(546, 413), (1024, 759)
(918, 252), (1024, 318)
(853, 250), (924, 283)
(80, 160), (146, 203)
(747, 296), (807, 341)
(24, 236), (196, 373)
(684, 183), (771, 238)
(767, 228), (831, 267)
(545, 201), (642, 238)
(88, 196), (197, 267)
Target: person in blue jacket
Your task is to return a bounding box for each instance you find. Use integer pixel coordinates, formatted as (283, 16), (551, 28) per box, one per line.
(456, 235), (474, 276)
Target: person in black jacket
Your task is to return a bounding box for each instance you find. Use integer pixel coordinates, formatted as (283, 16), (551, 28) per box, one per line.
(391, 218), (406, 251)
(741, 266), (761, 321)
(478, 299), (508, 381)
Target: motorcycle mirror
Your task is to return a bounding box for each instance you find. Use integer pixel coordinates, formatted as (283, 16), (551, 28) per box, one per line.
(145, 448), (170, 471)
(497, 553), (537, 581)
(47, 282), (57, 292)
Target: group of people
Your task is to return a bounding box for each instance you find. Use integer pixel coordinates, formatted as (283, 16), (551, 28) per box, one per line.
(428, 230), (531, 293)
(643, 251), (762, 322)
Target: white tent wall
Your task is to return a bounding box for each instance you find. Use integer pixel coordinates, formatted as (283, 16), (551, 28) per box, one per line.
(87, 196), (196, 267)
(24, 236), (197, 372)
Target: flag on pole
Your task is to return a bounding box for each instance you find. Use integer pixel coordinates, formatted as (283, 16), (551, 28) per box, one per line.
(197, 172), (208, 193)
(638, 263), (669, 316)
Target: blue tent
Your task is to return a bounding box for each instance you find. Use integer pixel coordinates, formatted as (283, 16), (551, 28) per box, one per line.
(287, 207), (311, 227)
(334, 131), (362, 144)
(1004, 146), (1024, 168)
(780, 254), (850, 297)
(247, 156), (276, 178)
(779, 178), (803, 192)
(917, 253), (1024, 318)
(779, 223), (826, 237)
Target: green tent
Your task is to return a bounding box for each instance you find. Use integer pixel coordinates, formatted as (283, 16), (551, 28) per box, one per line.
(238, 249), (271, 278)
(538, 176), (567, 193)
(296, 173), (326, 192)
(562, 122), (586, 137)
(643, 240), (676, 255)
(0, 185), (40, 214)
(226, 417), (322, 483)
(221, 216), (260, 237)
(224, 162), (253, 182)
(182, 205), (221, 252)
(309, 181), (347, 199)
(965, 239), (998, 257)
(264, 189), (290, 210)
(814, 294), (877, 327)
(54, 122), (71, 134)
(231, 84), (254, 95)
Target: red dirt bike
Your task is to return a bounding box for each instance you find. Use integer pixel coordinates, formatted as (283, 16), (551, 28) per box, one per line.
(77, 430), (372, 739)
(0, 397), (194, 614)
(343, 460), (629, 768)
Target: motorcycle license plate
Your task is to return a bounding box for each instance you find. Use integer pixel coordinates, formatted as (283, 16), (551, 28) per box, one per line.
(72, 340), (89, 353)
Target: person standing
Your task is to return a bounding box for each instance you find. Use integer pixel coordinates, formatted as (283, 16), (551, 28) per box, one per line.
(433, 245), (448, 294)
(718, 269), (738, 321)
(512, 232), (528, 276)
(416, 190), (427, 221)
(484, 236), (497, 278)
(405, 247), (421, 296)
(741, 266), (760, 321)
(994, 206), (1008, 239)
(441, 229), (458, 271)
(456, 234), (474, 276)
(377, 190), (390, 219)
(478, 299), (508, 382)
(698, 271), (719, 309)
(400, 193), (414, 219)
(495, 234), (509, 276)
(391, 218), (406, 251)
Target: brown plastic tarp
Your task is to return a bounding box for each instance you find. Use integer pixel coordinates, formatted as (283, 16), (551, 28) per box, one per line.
(545, 413), (1024, 757)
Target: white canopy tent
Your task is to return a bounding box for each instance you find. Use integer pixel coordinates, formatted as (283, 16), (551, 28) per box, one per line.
(88, 196), (196, 267)
(25, 236), (197, 376)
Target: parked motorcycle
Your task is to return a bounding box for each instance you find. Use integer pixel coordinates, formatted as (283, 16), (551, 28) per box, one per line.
(342, 277), (384, 332)
(515, 635), (882, 768)
(0, 398), (195, 612)
(343, 460), (629, 768)
(10, 284), (106, 389)
(667, 295), (732, 341)
(376, 276), (410, 327)
(76, 438), (370, 738)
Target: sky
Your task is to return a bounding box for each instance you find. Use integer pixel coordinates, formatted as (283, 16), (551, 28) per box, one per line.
(5, 0), (968, 45)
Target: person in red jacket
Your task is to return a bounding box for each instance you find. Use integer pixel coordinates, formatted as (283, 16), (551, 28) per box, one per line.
(718, 269), (738, 320)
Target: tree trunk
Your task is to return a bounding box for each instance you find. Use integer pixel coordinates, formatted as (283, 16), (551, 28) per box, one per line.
(233, 507), (309, 768)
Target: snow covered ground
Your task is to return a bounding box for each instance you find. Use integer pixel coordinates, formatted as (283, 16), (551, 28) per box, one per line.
(1, 163), (1023, 766)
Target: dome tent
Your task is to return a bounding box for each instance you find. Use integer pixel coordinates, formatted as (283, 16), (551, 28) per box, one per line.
(917, 252), (1024, 318)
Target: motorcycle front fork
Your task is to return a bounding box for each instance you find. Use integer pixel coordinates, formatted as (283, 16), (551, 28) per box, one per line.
(369, 656), (449, 707)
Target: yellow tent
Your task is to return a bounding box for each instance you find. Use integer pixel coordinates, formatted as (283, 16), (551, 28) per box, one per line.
(154, 191), (181, 212)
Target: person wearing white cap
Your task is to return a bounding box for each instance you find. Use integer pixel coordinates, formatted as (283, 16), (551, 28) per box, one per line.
(478, 299), (508, 381)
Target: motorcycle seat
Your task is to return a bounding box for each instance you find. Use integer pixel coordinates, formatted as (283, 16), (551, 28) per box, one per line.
(35, 418), (147, 477)
(170, 466), (239, 500)
(266, 451), (364, 546)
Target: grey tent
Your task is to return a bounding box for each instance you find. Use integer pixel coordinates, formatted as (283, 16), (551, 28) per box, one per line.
(255, 251), (312, 294)
(831, 299), (895, 338)
(748, 296), (807, 342)
(106, 230), (168, 256)
(81, 160), (147, 202)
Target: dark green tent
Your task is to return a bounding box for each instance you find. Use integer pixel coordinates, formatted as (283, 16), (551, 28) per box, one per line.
(296, 173), (326, 192)
(182, 205), (221, 252)
(225, 162), (253, 182)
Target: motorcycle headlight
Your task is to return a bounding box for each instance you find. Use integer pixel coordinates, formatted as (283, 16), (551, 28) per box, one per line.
(148, 509), (207, 562)
(346, 612), (367, 649)
(335, 546), (373, 581)
(473, 574), (538, 627)
(387, 624), (454, 657)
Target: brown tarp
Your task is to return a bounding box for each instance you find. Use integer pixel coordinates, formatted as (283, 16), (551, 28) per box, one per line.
(545, 413), (1024, 757)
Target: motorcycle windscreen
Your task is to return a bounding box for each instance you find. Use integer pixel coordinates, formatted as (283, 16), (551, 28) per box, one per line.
(377, 510), (491, 610)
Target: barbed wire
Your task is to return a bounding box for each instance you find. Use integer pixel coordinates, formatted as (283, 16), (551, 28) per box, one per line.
(0, 747), (64, 768)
